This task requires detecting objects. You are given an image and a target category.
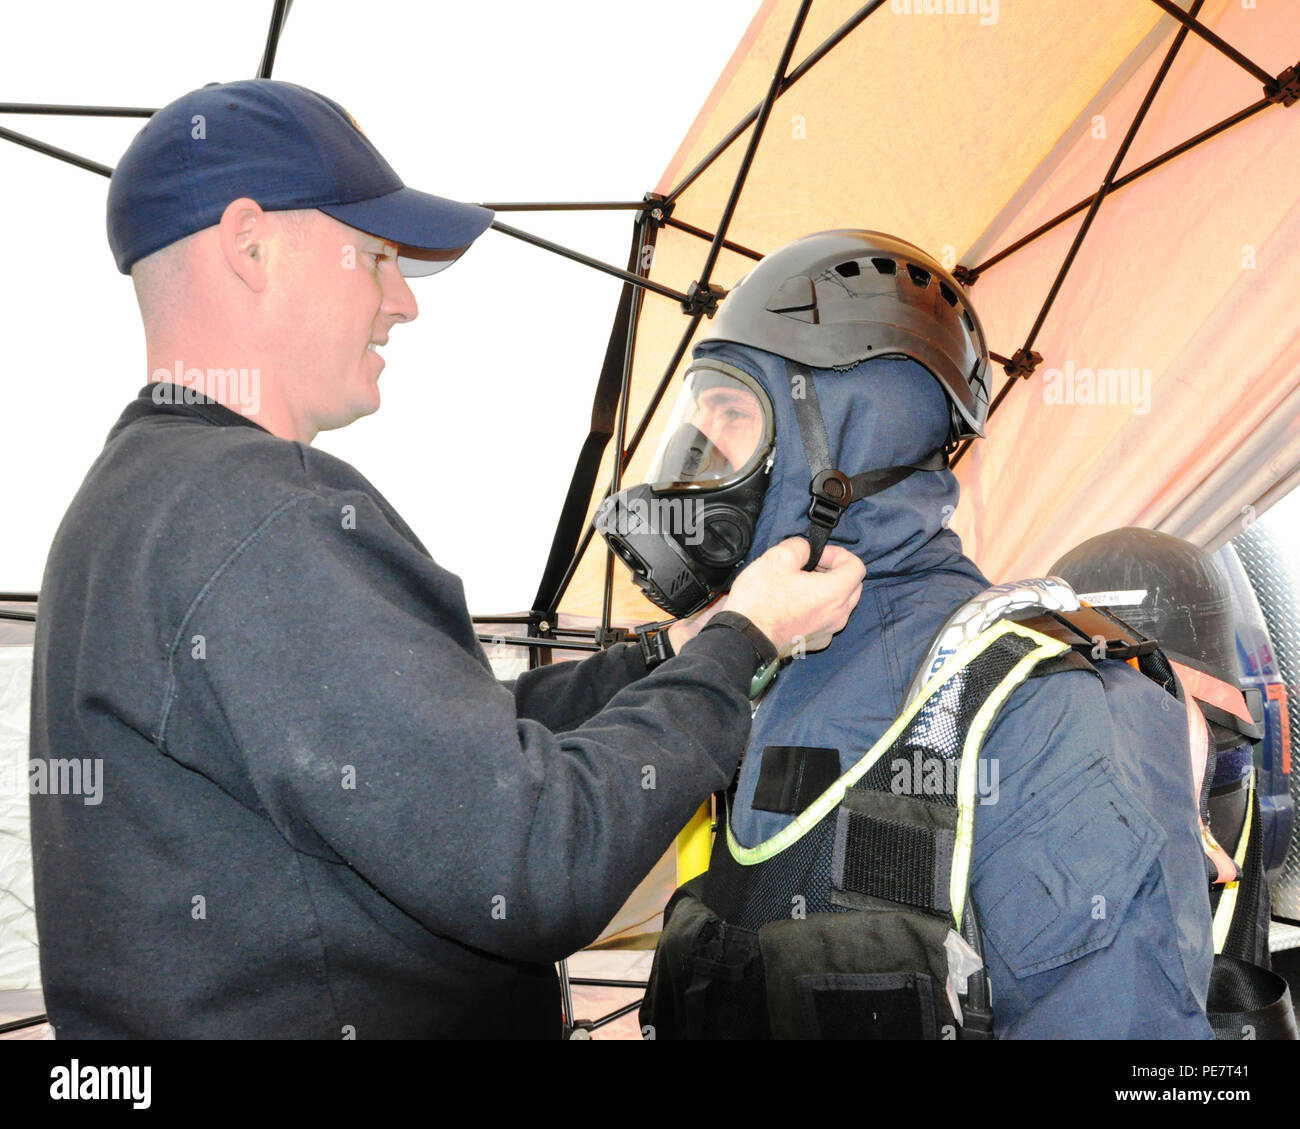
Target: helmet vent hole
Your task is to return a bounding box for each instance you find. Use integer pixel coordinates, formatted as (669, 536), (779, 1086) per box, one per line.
(835, 260), (861, 278)
(939, 281), (959, 307)
(962, 310), (975, 332)
(870, 257), (897, 275)
(906, 264), (931, 288)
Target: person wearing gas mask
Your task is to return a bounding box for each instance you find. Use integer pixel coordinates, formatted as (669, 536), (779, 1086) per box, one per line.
(602, 230), (1215, 1039)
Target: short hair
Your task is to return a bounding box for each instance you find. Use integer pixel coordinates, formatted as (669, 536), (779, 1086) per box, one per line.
(130, 208), (317, 330)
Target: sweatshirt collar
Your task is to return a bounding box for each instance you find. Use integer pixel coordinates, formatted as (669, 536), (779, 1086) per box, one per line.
(109, 382), (273, 441)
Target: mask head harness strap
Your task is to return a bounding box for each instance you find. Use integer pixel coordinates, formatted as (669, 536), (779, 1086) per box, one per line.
(786, 360), (949, 571)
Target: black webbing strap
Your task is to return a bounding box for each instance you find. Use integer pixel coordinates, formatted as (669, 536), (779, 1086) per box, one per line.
(1207, 954), (1298, 1040)
(785, 360), (947, 570)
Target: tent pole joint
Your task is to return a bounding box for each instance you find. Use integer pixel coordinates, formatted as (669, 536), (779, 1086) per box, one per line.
(1266, 62), (1300, 107)
(643, 192), (674, 228)
(680, 279), (726, 318)
(952, 265), (980, 288)
(1003, 348), (1043, 380)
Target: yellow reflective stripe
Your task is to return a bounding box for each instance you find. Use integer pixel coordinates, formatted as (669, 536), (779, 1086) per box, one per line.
(1212, 766), (1255, 954)
(951, 628), (1068, 931)
(726, 619), (1068, 867)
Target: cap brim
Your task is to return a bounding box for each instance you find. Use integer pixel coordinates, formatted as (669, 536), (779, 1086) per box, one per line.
(319, 186), (494, 278)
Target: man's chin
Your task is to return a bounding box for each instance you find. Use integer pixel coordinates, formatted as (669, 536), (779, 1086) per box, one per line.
(316, 392), (382, 434)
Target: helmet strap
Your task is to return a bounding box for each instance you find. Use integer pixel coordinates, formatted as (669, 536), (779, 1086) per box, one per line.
(786, 360), (948, 571)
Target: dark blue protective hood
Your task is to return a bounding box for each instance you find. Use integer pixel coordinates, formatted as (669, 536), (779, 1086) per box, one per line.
(695, 340), (981, 581)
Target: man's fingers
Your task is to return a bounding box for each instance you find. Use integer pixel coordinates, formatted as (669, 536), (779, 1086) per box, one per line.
(817, 545), (867, 578)
(775, 536), (812, 568)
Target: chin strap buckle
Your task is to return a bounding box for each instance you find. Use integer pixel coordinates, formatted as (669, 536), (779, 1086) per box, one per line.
(807, 469), (854, 529)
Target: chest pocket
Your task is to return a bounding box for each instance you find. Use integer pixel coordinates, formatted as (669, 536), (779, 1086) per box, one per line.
(972, 755), (1164, 978)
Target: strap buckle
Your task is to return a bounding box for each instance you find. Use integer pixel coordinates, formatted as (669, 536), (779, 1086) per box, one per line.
(807, 469), (853, 529)
(634, 619), (675, 669)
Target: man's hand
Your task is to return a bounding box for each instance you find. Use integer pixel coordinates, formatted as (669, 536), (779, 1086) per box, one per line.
(666, 597), (728, 654)
(725, 538), (865, 659)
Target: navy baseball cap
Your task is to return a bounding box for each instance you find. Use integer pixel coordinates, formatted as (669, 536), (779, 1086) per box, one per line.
(107, 79), (494, 277)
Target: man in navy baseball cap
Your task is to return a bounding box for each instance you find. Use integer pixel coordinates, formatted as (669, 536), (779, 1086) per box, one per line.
(107, 78), (494, 440)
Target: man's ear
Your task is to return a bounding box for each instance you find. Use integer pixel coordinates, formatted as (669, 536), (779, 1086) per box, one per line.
(218, 197), (269, 293)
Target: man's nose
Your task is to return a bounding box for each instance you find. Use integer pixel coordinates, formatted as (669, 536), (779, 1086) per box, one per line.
(384, 266), (419, 324)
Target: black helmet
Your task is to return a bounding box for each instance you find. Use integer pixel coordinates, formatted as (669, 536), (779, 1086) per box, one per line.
(1050, 527), (1240, 684)
(702, 229), (991, 443)
(1049, 527), (1267, 753)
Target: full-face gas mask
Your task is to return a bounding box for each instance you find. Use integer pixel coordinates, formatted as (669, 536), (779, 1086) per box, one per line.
(596, 359), (775, 618)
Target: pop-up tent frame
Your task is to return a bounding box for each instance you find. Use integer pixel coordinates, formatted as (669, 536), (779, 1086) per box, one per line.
(6, 0), (1298, 652)
(5, 0), (1299, 1037)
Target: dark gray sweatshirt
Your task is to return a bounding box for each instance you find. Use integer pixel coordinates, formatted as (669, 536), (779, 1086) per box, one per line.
(29, 384), (757, 1039)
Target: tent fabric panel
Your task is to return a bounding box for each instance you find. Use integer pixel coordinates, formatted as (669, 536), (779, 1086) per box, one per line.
(952, 0), (1300, 580)
(659, 0), (1169, 267)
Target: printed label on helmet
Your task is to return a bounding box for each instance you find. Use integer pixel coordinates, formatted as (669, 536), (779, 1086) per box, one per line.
(1077, 589), (1147, 607)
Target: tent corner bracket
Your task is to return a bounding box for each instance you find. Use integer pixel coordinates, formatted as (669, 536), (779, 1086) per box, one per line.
(643, 193), (675, 228)
(1004, 348), (1043, 380)
(1265, 63), (1300, 107)
(681, 280), (726, 318)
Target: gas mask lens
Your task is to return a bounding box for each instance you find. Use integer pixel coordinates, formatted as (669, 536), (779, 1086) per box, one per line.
(648, 362), (773, 491)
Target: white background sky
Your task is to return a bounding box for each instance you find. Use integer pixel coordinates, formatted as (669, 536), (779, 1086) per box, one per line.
(0, 0), (760, 612)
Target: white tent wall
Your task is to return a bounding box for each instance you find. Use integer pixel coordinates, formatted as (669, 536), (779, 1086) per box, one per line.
(951, 0), (1300, 579)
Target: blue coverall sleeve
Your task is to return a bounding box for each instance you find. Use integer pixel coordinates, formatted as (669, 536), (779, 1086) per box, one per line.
(969, 663), (1215, 1039)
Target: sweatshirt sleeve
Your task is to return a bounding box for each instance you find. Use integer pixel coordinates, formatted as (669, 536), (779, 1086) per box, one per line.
(165, 488), (756, 962)
(504, 644), (654, 731)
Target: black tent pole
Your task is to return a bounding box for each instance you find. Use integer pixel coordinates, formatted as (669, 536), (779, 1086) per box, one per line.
(257, 0), (294, 79)
(619, 314), (705, 474)
(529, 219), (650, 619)
(664, 216), (764, 262)
(598, 217), (652, 642)
(0, 103), (155, 117)
(692, 0), (813, 292)
(481, 201), (650, 212)
(0, 125), (110, 176)
(542, 311), (703, 617)
(1145, 0), (1276, 88)
(951, 0), (1204, 468)
(967, 96), (1272, 279)
(664, 0), (888, 206)
(491, 220), (690, 305)
(1022, 0), (1203, 354)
